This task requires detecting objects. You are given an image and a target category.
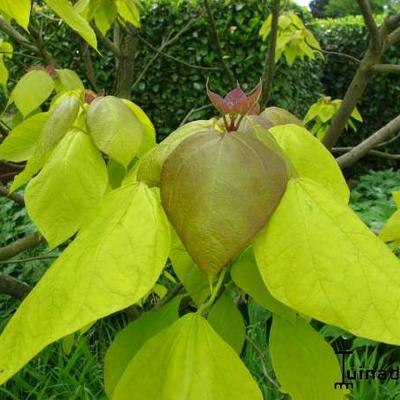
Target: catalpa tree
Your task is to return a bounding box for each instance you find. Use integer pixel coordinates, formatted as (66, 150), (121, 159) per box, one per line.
(0, 0), (400, 399)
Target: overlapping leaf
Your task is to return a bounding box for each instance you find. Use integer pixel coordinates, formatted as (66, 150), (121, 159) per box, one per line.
(0, 183), (170, 384)
(255, 177), (400, 345)
(25, 129), (108, 248)
(112, 313), (263, 400)
(87, 96), (143, 168)
(104, 297), (181, 398)
(270, 315), (346, 399)
(0, 112), (48, 162)
(161, 129), (288, 275)
(270, 124), (349, 202)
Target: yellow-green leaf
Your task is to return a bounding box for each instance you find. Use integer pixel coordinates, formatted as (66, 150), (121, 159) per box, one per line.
(207, 290), (246, 354)
(10, 70), (55, 117)
(104, 297), (181, 398)
(261, 107), (303, 127)
(122, 99), (156, 157)
(254, 177), (400, 345)
(231, 247), (296, 322)
(0, 0), (31, 29)
(137, 120), (212, 186)
(94, 0), (117, 35)
(0, 112), (48, 162)
(270, 315), (346, 400)
(115, 0), (140, 27)
(87, 96), (143, 168)
(270, 124), (349, 202)
(25, 129), (108, 248)
(36, 94), (80, 157)
(56, 68), (84, 91)
(380, 209), (400, 243)
(0, 182), (170, 384)
(45, 0), (97, 49)
(112, 313), (263, 400)
(9, 154), (47, 192)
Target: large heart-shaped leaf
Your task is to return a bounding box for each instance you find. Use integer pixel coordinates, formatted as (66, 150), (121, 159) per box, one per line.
(255, 177), (400, 345)
(112, 313), (263, 400)
(0, 183), (170, 384)
(161, 129), (288, 275)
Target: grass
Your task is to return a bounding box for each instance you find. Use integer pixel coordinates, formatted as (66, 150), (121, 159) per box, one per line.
(1, 168), (400, 399)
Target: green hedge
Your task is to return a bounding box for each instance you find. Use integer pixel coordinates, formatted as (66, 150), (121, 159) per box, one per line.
(3, 2), (400, 169)
(312, 15), (400, 169)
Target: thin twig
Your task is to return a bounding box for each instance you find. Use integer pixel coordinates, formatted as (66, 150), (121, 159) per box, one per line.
(0, 184), (25, 206)
(372, 64), (400, 74)
(0, 19), (37, 52)
(0, 232), (44, 262)
(0, 254), (58, 265)
(260, 0), (280, 108)
(203, 0), (235, 86)
(0, 274), (30, 299)
(92, 24), (120, 56)
(336, 114), (400, 168)
(307, 42), (360, 64)
(180, 104), (213, 126)
(246, 335), (280, 389)
(357, 0), (380, 50)
(131, 16), (201, 90)
(137, 33), (218, 71)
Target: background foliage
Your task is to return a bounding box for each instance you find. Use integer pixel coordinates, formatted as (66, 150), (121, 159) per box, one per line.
(2, 1), (399, 171)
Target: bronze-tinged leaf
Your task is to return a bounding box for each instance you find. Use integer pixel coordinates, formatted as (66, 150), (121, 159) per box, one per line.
(160, 129), (288, 276)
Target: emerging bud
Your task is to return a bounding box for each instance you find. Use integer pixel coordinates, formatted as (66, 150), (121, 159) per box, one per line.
(206, 81), (261, 117)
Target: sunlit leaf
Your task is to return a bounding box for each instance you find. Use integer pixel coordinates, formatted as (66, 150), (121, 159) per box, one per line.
(0, 113), (48, 162)
(45, 0), (97, 49)
(10, 70), (55, 117)
(0, 182), (170, 384)
(25, 129), (108, 248)
(270, 124), (349, 202)
(112, 313), (263, 400)
(0, 0), (31, 29)
(255, 178), (400, 345)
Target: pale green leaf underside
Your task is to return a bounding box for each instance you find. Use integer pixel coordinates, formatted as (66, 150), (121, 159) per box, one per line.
(112, 313), (263, 400)
(0, 112), (48, 162)
(207, 290), (246, 354)
(87, 96), (143, 168)
(0, 183), (170, 384)
(104, 297), (180, 398)
(10, 70), (55, 117)
(270, 124), (349, 203)
(270, 315), (346, 400)
(255, 178), (400, 345)
(25, 130), (108, 248)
